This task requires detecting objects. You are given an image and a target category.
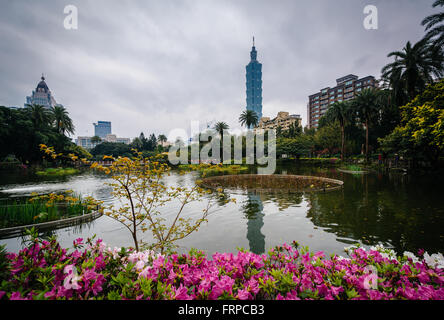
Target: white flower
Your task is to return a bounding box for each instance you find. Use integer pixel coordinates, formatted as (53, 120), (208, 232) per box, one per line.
(423, 252), (444, 269)
(135, 260), (145, 271)
(403, 251), (419, 264)
(336, 255), (349, 261)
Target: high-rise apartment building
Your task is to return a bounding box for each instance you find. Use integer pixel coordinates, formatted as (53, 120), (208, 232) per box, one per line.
(246, 38), (263, 124)
(307, 74), (377, 129)
(256, 112), (302, 131)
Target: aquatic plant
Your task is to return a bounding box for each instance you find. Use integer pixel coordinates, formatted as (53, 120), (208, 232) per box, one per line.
(178, 163), (249, 176)
(0, 192), (100, 228)
(35, 167), (79, 176)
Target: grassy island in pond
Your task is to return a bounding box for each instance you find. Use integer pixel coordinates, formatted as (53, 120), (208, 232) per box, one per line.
(178, 164), (249, 176)
(35, 167), (79, 177)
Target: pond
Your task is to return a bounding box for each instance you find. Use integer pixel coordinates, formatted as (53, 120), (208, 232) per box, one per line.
(0, 164), (443, 256)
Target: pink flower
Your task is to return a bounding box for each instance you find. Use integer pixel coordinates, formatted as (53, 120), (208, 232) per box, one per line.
(63, 264), (81, 290)
(73, 238), (84, 247)
(10, 292), (26, 300)
(331, 286), (343, 296)
(237, 289), (252, 300)
(247, 279), (260, 295)
(175, 285), (192, 300)
(417, 272), (430, 284)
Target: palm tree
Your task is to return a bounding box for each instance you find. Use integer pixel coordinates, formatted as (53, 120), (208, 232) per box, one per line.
(239, 110), (259, 129)
(51, 105), (75, 135)
(158, 134), (167, 144)
(381, 40), (444, 103)
(25, 104), (52, 130)
(352, 89), (380, 162)
(325, 101), (351, 160)
(213, 121), (229, 139)
(213, 122), (229, 162)
(422, 0), (444, 48)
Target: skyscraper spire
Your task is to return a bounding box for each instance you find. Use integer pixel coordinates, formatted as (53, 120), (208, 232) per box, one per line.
(245, 38), (263, 126)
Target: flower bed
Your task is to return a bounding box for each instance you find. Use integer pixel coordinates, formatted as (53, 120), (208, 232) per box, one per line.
(0, 238), (443, 300)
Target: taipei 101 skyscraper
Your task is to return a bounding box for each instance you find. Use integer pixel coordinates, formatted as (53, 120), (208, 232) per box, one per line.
(245, 37), (263, 124)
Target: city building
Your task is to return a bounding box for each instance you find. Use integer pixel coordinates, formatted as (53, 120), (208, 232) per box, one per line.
(75, 136), (97, 150)
(76, 122), (131, 150)
(307, 74), (378, 129)
(103, 134), (131, 145)
(93, 121), (112, 138)
(25, 74), (62, 109)
(245, 37), (263, 125)
(256, 112), (302, 131)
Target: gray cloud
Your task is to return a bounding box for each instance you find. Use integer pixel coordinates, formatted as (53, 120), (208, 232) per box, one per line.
(0, 0), (437, 139)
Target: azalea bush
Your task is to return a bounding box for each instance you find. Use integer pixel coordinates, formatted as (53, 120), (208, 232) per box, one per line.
(1, 236), (443, 300)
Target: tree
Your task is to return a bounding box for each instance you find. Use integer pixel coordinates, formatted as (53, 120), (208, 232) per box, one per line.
(91, 136), (102, 145)
(422, 0), (444, 48)
(282, 122), (302, 139)
(324, 101), (352, 160)
(138, 132), (149, 150)
(147, 133), (157, 151)
(39, 145), (229, 253)
(353, 89), (381, 161)
(313, 122), (341, 157)
(51, 105), (75, 136)
(158, 134), (167, 144)
(239, 110), (259, 129)
(0, 106), (81, 164)
(94, 152), (224, 253)
(379, 79), (444, 166)
(90, 142), (132, 159)
(381, 40), (444, 104)
(213, 122), (229, 162)
(276, 135), (313, 159)
(213, 122), (229, 139)
(25, 104), (52, 130)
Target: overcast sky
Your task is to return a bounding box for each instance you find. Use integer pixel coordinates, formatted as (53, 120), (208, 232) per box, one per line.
(0, 0), (437, 140)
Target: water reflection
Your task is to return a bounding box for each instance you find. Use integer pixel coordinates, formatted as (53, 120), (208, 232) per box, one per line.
(0, 167), (443, 255)
(242, 193), (265, 254)
(303, 171), (444, 253)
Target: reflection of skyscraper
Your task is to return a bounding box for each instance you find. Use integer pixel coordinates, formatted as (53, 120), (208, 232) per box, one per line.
(242, 192), (265, 254)
(245, 37), (263, 125)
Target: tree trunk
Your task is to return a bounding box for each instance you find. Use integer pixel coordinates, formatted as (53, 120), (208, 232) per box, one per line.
(365, 120), (369, 163)
(341, 125), (345, 161)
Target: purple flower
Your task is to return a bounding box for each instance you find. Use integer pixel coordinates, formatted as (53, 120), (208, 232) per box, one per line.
(10, 292), (26, 300)
(237, 289), (252, 300)
(174, 285), (192, 300)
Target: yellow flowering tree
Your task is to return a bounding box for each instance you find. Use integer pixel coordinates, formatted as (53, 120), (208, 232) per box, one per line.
(97, 152), (223, 253)
(39, 145), (230, 253)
